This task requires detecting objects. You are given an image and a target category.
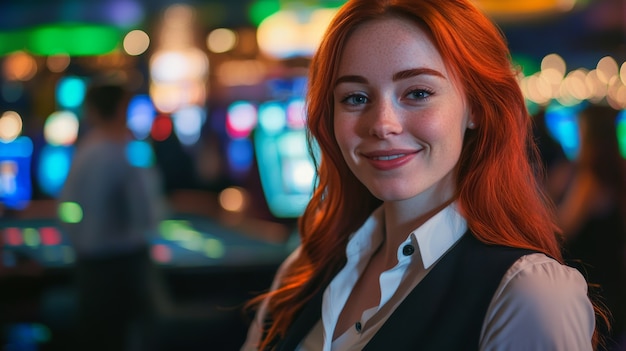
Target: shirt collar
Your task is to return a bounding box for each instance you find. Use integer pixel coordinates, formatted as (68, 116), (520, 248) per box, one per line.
(411, 203), (467, 269)
(345, 202), (467, 269)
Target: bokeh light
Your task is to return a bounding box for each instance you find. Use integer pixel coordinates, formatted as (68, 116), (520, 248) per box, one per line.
(125, 140), (155, 168)
(617, 110), (626, 158)
(37, 145), (73, 197)
(226, 101), (257, 139)
(219, 186), (247, 212)
(56, 76), (87, 109)
(0, 135), (33, 210)
(0, 111), (23, 142)
(544, 104), (581, 160)
(28, 24), (121, 56)
(127, 94), (156, 140)
(2, 51), (37, 81)
(43, 111), (79, 146)
(258, 101), (287, 135)
(172, 105), (205, 146)
(207, 28), (237, 53)
(58, 201), (83, 224)
(46, 53), (71, 73)
(257, 8), (336, 59)
(226, 138), (254, 173)
(151, 114), (173, 141)
(123, 29), (150, 56)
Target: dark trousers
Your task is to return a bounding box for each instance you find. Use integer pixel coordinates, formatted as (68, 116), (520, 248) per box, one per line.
(73, 248), (157, 351)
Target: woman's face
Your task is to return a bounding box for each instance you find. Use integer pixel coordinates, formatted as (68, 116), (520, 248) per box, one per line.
(333, 17), (473, 205)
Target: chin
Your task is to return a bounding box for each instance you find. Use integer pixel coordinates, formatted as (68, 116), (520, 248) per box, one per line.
(368, 187), (425, 203)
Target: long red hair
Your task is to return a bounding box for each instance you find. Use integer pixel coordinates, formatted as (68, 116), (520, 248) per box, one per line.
(249, 0), (606, 348)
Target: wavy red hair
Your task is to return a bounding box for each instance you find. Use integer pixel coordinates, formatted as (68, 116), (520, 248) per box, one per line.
(249, 0), (607, 348)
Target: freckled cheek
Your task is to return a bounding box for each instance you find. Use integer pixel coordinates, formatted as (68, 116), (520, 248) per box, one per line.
(334, 119), (356, 157)
(409, 119), (464, 152)
(407, 119), (446, 141)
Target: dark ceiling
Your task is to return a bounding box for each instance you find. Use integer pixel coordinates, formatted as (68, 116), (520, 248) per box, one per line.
(0, 0), (624, 68)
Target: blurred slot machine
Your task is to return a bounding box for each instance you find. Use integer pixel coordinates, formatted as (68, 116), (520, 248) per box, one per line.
(0, 136), (33, 211)
(222, 77), (316, 219)
(253, 77), (317, 219)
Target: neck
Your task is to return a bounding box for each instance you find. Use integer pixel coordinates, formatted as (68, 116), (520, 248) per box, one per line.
(380, 195), (455, 263)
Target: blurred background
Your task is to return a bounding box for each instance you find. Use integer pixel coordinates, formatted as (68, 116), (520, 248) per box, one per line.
(0, 0), (625, 350)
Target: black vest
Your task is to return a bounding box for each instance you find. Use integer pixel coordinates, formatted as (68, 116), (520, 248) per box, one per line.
(275, 233), (535, 351)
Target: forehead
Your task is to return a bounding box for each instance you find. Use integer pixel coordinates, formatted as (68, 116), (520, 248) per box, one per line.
(337, 16), (448, 77)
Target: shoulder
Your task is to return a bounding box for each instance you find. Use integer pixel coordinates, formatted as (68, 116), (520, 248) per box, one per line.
(480, 253), (595, 350)
(495, 253), (590, 299)
(73, 140), (127, 169)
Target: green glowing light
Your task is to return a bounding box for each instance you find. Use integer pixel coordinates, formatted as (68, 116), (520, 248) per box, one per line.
(28, 24), (121, 56)
(511, 54), (540, 77)
(617, 113), (626, 159)
(0, 30), (27, 55)
(249, 0), (281, 26)
(23, 228), (40, 247)
(58, 201), (83, 224)
(204, 238), (225, 259)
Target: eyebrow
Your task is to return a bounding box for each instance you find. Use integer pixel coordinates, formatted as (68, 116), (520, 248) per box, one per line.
(334, 68), (445, 87)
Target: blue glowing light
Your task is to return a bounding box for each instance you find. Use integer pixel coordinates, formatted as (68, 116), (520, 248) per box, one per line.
(127, 94), (156, 140)
(258, 101), (286, 135)
(227, 138), (254, 174)
(0, 136), (33, 209)
(545, 104), (581, 160)
(125, 140), (155, 168)
(617, 110), (626, 159)
(172, 105), (205, 146)
(226, 101), (257, 139)
(56, 76), (86, 110)
(37, 144), (73, 197)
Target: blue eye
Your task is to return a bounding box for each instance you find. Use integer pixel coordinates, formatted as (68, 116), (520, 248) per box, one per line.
(342, 94), (369, 106)
(408, 89), (433, 100)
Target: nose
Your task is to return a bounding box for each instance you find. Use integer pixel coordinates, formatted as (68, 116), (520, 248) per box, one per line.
(368, 100), (403, 138)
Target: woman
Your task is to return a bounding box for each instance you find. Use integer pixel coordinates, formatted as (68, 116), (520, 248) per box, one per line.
(242, 0), (604, 350)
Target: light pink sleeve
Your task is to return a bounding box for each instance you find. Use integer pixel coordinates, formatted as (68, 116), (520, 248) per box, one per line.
(480, 253), (595, 351)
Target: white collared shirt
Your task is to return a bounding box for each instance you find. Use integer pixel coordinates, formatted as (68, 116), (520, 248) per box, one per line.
(315, 203), (466, 351)
(241, 203), (595, 351)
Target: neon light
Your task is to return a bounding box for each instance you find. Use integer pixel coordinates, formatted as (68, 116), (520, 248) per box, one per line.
(226, 138), (254, 174)
(28, 24), (121, 56)
(39, 227), (62, 246)
(3, 227), (23, 246)
(204, 237), (225, 259)
(56, 76), (86, 109)
(127, 94), (156, 140)
(226, 101), (257, 139)
(617, 110), (626, 159)
(58, 201), (83, 224)
(151, 244), (172, 264)
(125, 140), (155, 168)
(0, 136), (33, 210)
(23, 228), (40, 247)
(151, 115), (172, 142)
(258, 101), (286, 135)
(545, 104), (581, 160)
(37, 144), (73, 197)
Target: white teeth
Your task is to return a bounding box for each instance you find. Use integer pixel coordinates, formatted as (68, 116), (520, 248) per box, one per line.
(373, 154), (405, 161)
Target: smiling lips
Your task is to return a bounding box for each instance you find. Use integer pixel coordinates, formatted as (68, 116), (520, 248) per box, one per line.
(363, 149), (420, 171)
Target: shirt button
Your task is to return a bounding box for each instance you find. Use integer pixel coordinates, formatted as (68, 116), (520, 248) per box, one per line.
(402, 244), (415, 256)
(355, 322), (362, 333)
